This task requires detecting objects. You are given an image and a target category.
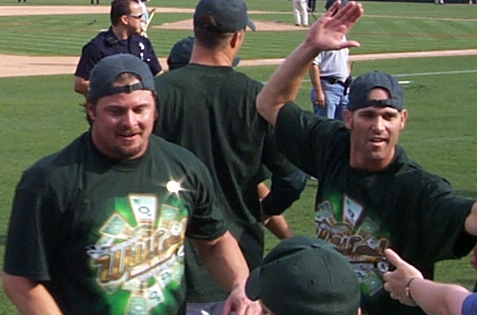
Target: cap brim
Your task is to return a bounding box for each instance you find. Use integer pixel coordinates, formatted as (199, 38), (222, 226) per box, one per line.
(232, 57), (241, 67)
(247, 19), (256, 31)
(245, 267), (261, 301)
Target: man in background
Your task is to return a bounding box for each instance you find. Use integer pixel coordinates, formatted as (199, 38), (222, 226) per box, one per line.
(309, 0), (351, 121)
(153, 0), (306, 314)
(74, 0), (162, 96)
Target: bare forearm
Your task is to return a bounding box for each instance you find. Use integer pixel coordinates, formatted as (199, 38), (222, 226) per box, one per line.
(193, 232), (249, 291)
(265, 215), (293, 239)
(257, 41), (318, 125)
(408, 278), (469, 315)
(309, 64), (322, 91)
(2, 273), (63, 315)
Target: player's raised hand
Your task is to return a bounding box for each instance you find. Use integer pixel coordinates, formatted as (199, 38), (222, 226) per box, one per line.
(306, 1), (363, 52)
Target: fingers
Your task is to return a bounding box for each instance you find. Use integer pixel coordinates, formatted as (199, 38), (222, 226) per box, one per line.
(384, 248), (403, 268)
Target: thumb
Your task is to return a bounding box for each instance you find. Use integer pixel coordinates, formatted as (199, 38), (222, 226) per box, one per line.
(385, 248), (404, 268)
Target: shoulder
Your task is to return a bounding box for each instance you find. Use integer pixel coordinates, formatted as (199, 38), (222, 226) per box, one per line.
(148, 136), (208, 170)
(19, 134), (88, 189)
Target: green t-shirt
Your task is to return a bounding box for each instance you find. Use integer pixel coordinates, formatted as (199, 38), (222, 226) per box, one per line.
(276, 103), (477, 315)
(4, 132), (226, 315)
(153, 64), (296, 302)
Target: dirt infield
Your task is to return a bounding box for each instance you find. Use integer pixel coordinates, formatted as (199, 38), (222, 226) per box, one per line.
(1, 5), (477, 78)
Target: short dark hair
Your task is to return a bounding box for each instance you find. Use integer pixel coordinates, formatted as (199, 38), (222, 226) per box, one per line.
(110, 0), (133, 26)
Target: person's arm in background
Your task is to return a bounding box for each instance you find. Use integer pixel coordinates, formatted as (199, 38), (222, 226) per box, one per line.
(192, 232), (261, 315)
(256, 1), (363, 126)
(258, 182), (293, 239)
(465, 202), (477, 237)
(2, 273), (64, 315)
(74, 76), (89, 96)
(309, 60), (325, 107)
(383, 249), (471, 315)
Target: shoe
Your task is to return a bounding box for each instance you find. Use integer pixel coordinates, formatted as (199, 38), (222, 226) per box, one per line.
(303, 24), (309, 27)
(295, 23), (300, 26)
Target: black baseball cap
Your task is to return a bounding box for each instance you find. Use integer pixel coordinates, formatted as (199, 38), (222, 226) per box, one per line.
(87, 54), (155, 100)
(193, 0), (256, 33)
(325, 0), (349, 10)
(246, 236), (360, 315)
(167, 36), (241, 70)
(348, 71), (404, 111)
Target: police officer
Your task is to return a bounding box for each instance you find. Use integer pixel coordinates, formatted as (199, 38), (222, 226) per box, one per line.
(74, 0), (162, 96)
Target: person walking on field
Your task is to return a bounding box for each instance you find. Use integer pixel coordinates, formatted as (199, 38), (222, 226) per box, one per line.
(293, 0), (309, 26)
(256, 2), (477, 314)
(153, 0), (307, 314)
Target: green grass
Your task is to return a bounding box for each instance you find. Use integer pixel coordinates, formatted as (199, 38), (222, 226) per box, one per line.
(2, 0), (477, 313)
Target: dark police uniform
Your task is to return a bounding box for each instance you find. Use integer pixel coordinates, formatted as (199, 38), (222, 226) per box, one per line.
(75, 27), (162, 80)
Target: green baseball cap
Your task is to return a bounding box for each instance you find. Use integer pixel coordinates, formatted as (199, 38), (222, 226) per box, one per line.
(87, 54), (155, 100)
(193, 0), (256, 33)
(246, 236), (360, 315)
(348, 71), (404, 112)
(167, 36), (240, 70)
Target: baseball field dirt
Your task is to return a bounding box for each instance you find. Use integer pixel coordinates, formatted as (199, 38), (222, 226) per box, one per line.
(1, 5), (477, 78)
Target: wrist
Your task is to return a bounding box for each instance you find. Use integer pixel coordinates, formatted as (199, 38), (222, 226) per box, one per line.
(405, 277), (420, 307)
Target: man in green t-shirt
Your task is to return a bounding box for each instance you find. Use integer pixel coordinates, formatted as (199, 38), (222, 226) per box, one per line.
(2, 54), (260, 315)
(153, 0), (306, 314)
(256, 2), (477, 315)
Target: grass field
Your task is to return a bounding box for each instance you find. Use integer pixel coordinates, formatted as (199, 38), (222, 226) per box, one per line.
(1, 0), (477, 313)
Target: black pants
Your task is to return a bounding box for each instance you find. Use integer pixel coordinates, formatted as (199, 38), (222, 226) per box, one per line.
(308, 0), (317, 12)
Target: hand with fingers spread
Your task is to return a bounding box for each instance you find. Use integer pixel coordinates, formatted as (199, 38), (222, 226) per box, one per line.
(306, 1), (363, 54)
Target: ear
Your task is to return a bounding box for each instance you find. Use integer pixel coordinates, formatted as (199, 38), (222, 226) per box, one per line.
(230, 30), (243, 49)
(399, 109), (408, 130)
(85, 101), (96, 122)
(120, 14), (129, 25)
(343, 109), (352, 129)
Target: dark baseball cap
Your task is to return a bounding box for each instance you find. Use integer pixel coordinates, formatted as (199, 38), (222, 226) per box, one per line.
(193, 0), (256, 33)
(246, 236), (360, 315)
(167, 36), (241, 70)
(348, 71), (404, 111)
(87, 54), (155, 100)
(325, 0), (349, 10)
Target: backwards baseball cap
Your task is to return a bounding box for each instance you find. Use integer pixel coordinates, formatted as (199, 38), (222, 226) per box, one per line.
(193, 0), (256, 33)
(87, 54), (155, 100)
(325, 0), (349, 10)
(246, 236), (360, 315)
(348, 71), (404, 111)
(167, 36), (241, 70)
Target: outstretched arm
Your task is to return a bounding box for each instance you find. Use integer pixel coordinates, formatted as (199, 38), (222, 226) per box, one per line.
(383, 249), (470, 315)
(256, 1), (363, 125)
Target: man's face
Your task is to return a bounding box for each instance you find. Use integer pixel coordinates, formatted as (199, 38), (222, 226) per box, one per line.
(87, 83), (156, 160)
(344, 88), (407, 170)
(125, 2), (144, 35)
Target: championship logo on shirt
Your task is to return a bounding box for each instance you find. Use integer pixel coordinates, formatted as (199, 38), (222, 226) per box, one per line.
(315, 192), (392, 297)
(86, 187), (188, 314)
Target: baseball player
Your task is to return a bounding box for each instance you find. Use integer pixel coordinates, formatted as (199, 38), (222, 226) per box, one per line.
(309, 0), (351, 121)
(256, 2), (477, 314)
(3, 54), (259, 315)
(74, 0), (162, 97)
(153, 0), (307, 314)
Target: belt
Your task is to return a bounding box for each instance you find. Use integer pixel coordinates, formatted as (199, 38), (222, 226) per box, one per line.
(320, 76), (346, 86)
